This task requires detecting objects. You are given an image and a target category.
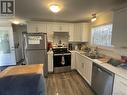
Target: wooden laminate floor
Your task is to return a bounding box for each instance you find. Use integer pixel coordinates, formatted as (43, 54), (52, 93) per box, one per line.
(46, 71), (95, 95)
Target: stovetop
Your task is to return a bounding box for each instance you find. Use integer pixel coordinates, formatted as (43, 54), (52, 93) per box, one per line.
(52, 48), (71, 54)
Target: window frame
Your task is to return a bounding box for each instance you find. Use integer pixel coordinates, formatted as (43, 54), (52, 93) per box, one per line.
(90, 24), (114, 48)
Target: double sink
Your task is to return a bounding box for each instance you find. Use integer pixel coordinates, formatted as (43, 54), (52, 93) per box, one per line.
(85, 53), (102, 59)
(79, 51), (104, 59)
(79, 51), (127, 69)
(79, 51), (110, 63)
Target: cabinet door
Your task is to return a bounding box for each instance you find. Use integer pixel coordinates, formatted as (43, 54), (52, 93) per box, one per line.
(75, 53), (79, 70)
(81, 57), (87, 78)
(85, 59), (92, 85)
(112, 7), (127, 47)
(27, 23), (38, 33)
(75, 53), (81, 71)
(81, 23), (90, 42)
(52, 23), (61, 31)
(52, 23), (69, 32)
(73, 23), (89, 42)
(80, 56), (92, 85)
(37, 23), (47, 33)
(79, 56), (85, 77)
(113, 75), (127, 95)
(75, 53), (93, 85)
(75, 53), (84, 76)
(48, 51), (53, 72)
(73, 23), (82, 41)
(46, 23), (53, 42)
(60, 23), (69, 32)
(71, 51), (76, 69)
(27, 22), (47, 33)
(68, 23), (74, 41)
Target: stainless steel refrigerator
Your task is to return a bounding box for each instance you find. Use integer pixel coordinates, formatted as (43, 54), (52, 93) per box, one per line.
(24, 33), (48, 77)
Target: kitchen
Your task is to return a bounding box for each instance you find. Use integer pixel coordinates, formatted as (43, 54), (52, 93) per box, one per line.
(0, 0), (127, 95)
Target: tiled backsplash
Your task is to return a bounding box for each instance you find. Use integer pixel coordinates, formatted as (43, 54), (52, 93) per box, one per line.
(98, 47), (127, 59)
(53, 32), (69, 46)
(68, 42), (87, 50)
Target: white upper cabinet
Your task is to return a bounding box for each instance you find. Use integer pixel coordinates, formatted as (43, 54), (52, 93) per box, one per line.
(46, 23), (54, 42)
(52, 22), (69, 32)
(27, 21), (89, 42)
(27, 21), (47, 33)
(27, 22), (38, 33)
(73, 23), (90, 42)
(74, 23), (82, 41)
(82, 23), (90, 42)
(112, 7), (127, 47)
(37, 23), (47, 33)
(68, 23), (74, 41)
(46, 22), (73, 42)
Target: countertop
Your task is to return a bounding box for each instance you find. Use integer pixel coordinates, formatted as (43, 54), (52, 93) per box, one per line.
(71, 50), (127, 80)
(0, 64), (43, 78)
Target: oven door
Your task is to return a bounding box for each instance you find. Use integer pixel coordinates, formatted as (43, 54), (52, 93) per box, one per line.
(53, 53), (71, 67)
(53, 53), (71, 73)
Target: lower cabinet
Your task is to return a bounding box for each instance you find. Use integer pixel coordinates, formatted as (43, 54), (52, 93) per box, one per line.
(82, 57), (93, 85)
(71, 51), (76, 69)
(113, 75), (127, 95)
(76, 53), (83, 75)
(48, 51), (53, 72)
(74, 52), (127, 95)
(75, 52), (93, 85)
(75, 53), (82, 72)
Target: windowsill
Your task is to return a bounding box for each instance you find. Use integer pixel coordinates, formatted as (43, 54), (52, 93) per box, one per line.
(90, 44), (115, 51)
(98, 46), (115, 51)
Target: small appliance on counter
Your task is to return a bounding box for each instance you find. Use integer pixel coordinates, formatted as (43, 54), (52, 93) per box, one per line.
(68, 43), (72, 50)
(47, 42), (52, 51)
(74, 45), (78, 50)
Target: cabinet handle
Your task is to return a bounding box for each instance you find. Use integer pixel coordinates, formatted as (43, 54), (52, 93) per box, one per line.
(97, 68), (103, 72)
(120, 81), (127, 86)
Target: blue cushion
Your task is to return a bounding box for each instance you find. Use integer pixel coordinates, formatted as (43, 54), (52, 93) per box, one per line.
(0, 74), (45, 95)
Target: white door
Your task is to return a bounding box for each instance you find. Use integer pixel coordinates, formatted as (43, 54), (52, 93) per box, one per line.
(0, 27), (16, 66)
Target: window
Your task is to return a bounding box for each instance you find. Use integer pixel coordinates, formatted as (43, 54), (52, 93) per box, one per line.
(91, 24), (113, 47)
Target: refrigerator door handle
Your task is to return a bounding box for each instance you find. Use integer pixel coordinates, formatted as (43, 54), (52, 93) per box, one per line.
(44, 34), (47, 49)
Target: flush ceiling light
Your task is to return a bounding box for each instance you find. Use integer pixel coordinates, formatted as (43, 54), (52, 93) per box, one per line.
(10, 19), (26, 25)
(49, 4), (61, 13)
(91, 13), (96, 22)
(11, 20), (20, 24)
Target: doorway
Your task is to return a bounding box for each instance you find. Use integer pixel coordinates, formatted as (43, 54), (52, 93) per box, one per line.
(0, 27), (16, 66)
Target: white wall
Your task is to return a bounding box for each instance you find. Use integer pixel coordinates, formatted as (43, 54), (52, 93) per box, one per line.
(90, 11), (127, 59)
(0, 20), (12, 27)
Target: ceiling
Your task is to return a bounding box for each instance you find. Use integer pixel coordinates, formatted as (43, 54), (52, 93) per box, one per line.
(15, 0), (127, 22)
